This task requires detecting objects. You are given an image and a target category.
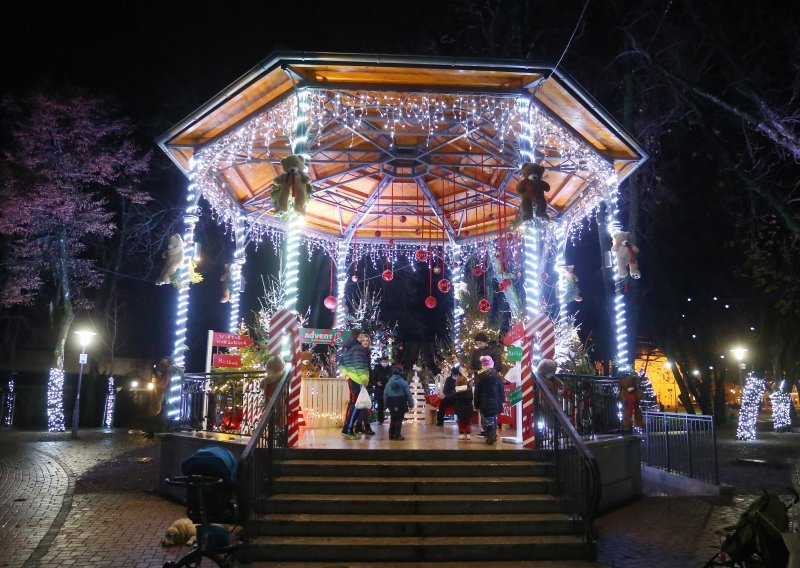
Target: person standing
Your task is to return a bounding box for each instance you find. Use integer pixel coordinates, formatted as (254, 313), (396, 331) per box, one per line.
(473, 355), (504, 445)
(384, 366), (415, 441)
(371, 356), (392, 425)
(470, 333), (503, 373)
(338, 331), (373, 440)
(452, 375), (475, 440)
(436, 366), (460, 426)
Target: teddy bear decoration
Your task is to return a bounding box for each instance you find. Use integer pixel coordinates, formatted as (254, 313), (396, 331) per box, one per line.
(556, 264), (583, 303)
(155, 234), (184, 286)
(610, 231), (641, 280)
(515, 163), (550, 222)
(271, 154), (313, 215)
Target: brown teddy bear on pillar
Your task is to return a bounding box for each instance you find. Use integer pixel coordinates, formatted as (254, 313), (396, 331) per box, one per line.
(272, 154), (313, 215)
(516, 163), (550, 222)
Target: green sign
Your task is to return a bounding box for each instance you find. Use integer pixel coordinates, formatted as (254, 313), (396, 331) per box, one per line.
(507, 346), (523, 363)
(507, 386), (523, 406)
(300, 328), (352, 345)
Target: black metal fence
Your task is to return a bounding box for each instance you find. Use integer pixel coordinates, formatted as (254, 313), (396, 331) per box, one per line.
(533, 374), (601, 555)
(558, 374), (622, 437)
(641, 411), (719, 485)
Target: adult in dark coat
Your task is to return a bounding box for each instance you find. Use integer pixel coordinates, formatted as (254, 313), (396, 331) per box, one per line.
(470, 333), (503, 373)
(473, 355), (505, 444)
(371, 356), (392, 424)
(436, 366), (461, 426)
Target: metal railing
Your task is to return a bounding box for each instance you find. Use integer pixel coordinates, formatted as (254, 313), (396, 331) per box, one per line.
(558, 374), (621, 437)
(533, 373), (602, 555)
(641, 411), (719, 485)
(236, 367), (292, 559)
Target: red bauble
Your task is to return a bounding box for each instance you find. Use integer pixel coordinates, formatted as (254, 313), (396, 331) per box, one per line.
(498, 278), (512, 292)
(437, 279), (452, 293)
(399, 215), (407, 223)
(452, 261), (460, 269)
(388, 238), (395, 245)
(415, 228), (422, 235)
(463, 230), (470, 237)
(541, 273), (549, 280)
(323, 295), (337, 310)
(489, 213), (496, 220)
(415, 249), (429, 262)
(382, 269), (394, 281)
(472, 266), (483, 277)
(425, 296), (438, 309)
(478, 298), (491, 313)
(433, 266), (442, 274)
(374, 230), (382, 238)
(351, 275), (359, 282)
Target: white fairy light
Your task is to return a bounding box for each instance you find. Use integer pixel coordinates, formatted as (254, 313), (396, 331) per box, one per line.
(335, 240), (350, 329)
(736, 373), (766, 441)
(47, 368), (66, 432)
(283, 214), (303, 313)
(228, 214), (247, 333)
(3, 377), (14, 426)
(103, 376), (115, 428)
(451, 244), (464, 354)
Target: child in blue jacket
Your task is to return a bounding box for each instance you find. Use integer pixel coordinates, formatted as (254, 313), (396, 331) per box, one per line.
(383, 367), (415, 441)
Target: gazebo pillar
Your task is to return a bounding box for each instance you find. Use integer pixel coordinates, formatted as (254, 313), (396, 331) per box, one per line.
(334, 239), (350, 329)
(227, 214), (246, 333)
(604, 180), (632, 372)
(451, 244), (464, 355)
(523, 223), (545, 323)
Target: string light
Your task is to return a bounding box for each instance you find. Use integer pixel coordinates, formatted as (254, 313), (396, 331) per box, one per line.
(736, 373), (766, 441)
(3, 377), (14, 426)
(103, 376), (115, 428)
(334, 240), (350, 328)
(283, 214), (303, 313)
(771, 386), (791, 432)
(451, 244), (464, 354)
(47, 368), (66, 432)
(228, 214), (247, 333)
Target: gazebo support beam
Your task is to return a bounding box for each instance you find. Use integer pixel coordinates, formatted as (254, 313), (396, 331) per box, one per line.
(342, 176), (392, 240)
(416, 177), (456, 243)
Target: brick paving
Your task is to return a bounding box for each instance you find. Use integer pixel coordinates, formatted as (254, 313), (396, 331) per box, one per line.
(0, 422), (797, 567)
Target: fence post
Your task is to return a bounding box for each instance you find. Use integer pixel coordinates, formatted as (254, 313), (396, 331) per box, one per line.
(685, 415), (693, 478)
(665, 415), (671, 473)
(711, 417), (719, 484)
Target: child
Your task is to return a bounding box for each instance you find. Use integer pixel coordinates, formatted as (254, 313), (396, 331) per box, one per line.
(452, 374), (474, 440)
(473, 355), (504, 445)
(383, 366), (415, 441)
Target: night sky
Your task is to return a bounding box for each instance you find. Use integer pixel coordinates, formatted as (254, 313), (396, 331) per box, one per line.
(3, 1), (798, 379)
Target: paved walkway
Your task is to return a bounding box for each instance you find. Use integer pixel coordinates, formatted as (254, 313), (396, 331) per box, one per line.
(0, 422), (797, 567)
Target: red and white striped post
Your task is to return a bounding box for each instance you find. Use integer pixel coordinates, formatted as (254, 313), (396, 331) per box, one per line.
(521, 314), (556, 449)
(268, 309), (302, 446)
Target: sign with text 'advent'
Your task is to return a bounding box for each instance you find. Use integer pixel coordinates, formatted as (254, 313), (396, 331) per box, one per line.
(300, 328), (352, 345)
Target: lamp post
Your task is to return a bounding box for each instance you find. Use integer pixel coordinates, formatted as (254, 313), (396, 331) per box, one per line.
(71, 330), (96, 439)
(730, 347), (748, 397)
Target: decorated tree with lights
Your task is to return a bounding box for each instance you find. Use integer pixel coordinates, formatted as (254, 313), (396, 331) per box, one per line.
(736, 374), (767, 440)
(0, 91), (150, 431)
(456, 273), (501, 368)
(554, 314), (594, 374)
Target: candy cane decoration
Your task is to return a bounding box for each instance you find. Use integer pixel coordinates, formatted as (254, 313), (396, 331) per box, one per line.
(521, 313), (556, 448)
(269, 309), (302, 445)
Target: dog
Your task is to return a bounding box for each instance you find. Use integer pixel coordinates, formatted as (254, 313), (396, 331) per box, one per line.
(161, 517), (197, 547)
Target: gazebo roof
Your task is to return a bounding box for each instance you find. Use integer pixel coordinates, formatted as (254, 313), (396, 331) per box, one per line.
(158, 52), (647, 243)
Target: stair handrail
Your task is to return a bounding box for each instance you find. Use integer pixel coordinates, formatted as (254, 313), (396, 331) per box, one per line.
(532, 372), (602, 549)
(236, 366), (292, 557)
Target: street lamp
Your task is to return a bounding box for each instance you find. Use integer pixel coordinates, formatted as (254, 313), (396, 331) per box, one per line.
(71, 330), (96, 439)
(730, 346), (748, 394)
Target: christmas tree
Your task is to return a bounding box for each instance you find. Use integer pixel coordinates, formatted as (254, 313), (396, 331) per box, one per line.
(554, 313), (594, 374)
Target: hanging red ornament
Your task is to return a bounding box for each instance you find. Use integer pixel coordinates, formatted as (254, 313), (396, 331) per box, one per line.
(478, 298), (491, 313)
(437, 279), (452, 293)
(323, 295), (337, 310)
(433, 266), (441, 275)
(415, 228), (422, 235)
(489, 213), (496, 220)
(452, 261), (460, 269)
(424, 296), (438, 309)
(463, 230), (470, 237)
(515, 271), (522, 279)
(374, 230), (382, 238)
(498, 278), (512, 292)
(388, 238), (395, 245)
(399, 215), (407, 223)
(541, 273), (549, 280)
(351, 275), (359, 282)
(382, 269), (394, 281)
(415, 249), (429, 262)
(472, 266), (483, 277)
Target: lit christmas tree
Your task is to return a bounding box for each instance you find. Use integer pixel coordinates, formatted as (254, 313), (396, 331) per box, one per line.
(554, 314), (594, 374)
(407, 367), (428, 422)
(736, 373), (766, 441)
(636, 370), (660, 412)
(456, 274), (501, 368)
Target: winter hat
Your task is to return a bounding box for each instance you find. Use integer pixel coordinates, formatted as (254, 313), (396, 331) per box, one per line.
(535, 359), (558, 379)
(474, 332), (489, 343)
(480, 355), (494, 368)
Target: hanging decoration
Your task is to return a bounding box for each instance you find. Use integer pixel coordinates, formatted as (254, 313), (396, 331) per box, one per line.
(415, 249), (429, 262)
(437, 279), (452, 293)
(324, 296), (337, 310)
(498, 278), (512, 292)
(399, 215), (407, 223)
(425, 296), (438, 309)
(472, 266), (483, 277)
(478, 298), (491, 313)
(374, 230), (381, 238)
(433, 266), (441, 274)
(382, 269), (394, 281)
(351, 275), (359, 282)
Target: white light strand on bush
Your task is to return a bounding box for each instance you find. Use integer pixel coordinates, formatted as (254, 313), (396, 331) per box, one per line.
(736, 374), (766, 441)
(451, 244), (465, 354)
(47, 368), (66, 432)
(335, 240), (350, 328)
(228, 214), (247, 333)
(771, 387), (791, 432)
(103, 376), (115, 428)
(4, 377), (15, 427)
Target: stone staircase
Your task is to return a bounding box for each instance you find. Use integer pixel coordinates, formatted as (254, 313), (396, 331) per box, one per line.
(249, 448), (591, 563)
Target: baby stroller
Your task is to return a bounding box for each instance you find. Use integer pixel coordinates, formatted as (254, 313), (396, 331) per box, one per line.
(704, 489), (798, 567)
(163, 446), (242, 568)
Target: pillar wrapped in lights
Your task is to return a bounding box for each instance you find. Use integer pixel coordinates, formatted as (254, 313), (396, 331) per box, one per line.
(103, 376), (115, 428)
(523, 223), (544, 323)
(282, 215), (303, 314)
(168, 162), (201, 421)
(47, 368), (66, 432)
(603, 176), (631, 372)
(334, 240), (350, 329)
(771, 386), (792, 432)
(451, 244), (464, 354)
(736, 373), (766, 441)
(227, 214), (247, 333)
(3, 377), (16, 427)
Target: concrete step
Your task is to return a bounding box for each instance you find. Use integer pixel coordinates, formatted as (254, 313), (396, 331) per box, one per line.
(265, 493), (568, 515)
(284, 448), (542, 462)
(250, 535), (588, 562)
(280, 459), (549, 477)
(273, 475), (551, 495)
(259, 562), (600, 568)
(257, 512), (574, 537)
